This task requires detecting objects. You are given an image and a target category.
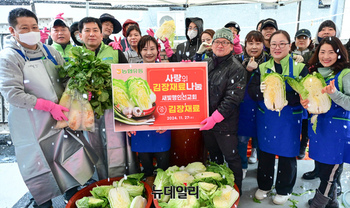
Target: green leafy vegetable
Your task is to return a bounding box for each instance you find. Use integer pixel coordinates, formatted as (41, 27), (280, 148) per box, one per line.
(154, 168), (171, 203)
(114, 173), (145, 197)
(57, 47), (112, 118)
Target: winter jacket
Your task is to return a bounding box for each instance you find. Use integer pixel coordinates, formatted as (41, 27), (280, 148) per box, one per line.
(81, 42), (128, 64)
(206, 53), (247, 132)
(168, 17), (203, 62)
(123, 48), (142, 63)
(0, 35), (65, 108)
(51, 42), (74, 61)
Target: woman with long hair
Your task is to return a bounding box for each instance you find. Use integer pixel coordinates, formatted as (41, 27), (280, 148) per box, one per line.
(301, 36), (350, 208)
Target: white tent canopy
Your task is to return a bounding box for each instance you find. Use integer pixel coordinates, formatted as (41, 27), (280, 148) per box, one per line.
(34, 0), (301, 7)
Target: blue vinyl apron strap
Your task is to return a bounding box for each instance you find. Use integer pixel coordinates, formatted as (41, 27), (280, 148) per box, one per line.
(42, 45), (58, 65)
(334, 72), (341, 90)
(13, 45), (58, 65)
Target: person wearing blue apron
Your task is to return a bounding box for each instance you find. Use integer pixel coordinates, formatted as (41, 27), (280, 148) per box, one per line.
(248, 30), (308, 205)
(0, 8), (97, 207)
(300, 36), (350, 208)
(128, 35), (171, 187)
(236, 31), (269, 178)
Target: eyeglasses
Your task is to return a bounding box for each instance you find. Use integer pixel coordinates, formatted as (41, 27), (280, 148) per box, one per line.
(213, 40), (231, 46)
(270, 42), (289, 49)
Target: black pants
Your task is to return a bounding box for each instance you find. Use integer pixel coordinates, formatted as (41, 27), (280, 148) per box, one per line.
(318, 162), (343, 198)
(257, 150), (297, 195)
(138, 151), (170, 177)
(202, 130), (242, 194)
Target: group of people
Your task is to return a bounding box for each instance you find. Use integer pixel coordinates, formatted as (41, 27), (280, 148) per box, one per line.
(0, 6), (349, 208)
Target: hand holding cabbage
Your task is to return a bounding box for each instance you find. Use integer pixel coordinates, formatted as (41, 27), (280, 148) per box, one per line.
(286, 72), (331, 133)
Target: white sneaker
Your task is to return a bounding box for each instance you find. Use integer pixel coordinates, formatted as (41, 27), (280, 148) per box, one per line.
(242, 169), (247, 179)
(273, 194), (291, 205)
(255, 189), (269, 200)
(248, 148), (257, 164)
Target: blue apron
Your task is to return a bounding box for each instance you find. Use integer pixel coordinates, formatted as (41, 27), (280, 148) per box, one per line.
(131, 130), (171, 153)
(238, 74), (258, 138)
(308, 73), (350, 164)
(238, 55), (268, 137)
(257, 57), (303, 157)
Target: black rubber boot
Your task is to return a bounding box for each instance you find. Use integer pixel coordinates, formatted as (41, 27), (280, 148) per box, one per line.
(309, 189), (330, 208)
(303, 160), (319, 180)
(326, 187), (339, 208)
(64, 186), (79, 203)
(298, 119), (308, 160)
(33, 199), (53, 208)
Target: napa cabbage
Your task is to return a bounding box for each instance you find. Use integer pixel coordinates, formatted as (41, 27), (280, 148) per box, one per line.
(262, 72), (288, 113)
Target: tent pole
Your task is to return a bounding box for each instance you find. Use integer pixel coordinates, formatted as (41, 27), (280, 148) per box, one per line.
(30, 0), (36, 15)
(296, 1), (301, 31)
(86, 0), (90, 17)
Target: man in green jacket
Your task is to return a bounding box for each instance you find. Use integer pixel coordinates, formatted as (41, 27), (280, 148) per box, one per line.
(78, 17), (127, 64)
(49, 13), (73, 61)
(78, 17), (138, 180)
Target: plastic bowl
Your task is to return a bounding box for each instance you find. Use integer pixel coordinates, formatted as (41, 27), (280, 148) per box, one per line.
(66, 177), (153, 208)
(153, 183), (240, 208)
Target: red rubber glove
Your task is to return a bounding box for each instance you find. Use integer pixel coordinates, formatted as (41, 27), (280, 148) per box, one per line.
(34, 98), (69, 121)
(161, 37), (174, 58)
(199, 110), (224, 131)
(40, 27), (50, 43)
(147, 28), (155, 37)
(109, 36), (123, 51)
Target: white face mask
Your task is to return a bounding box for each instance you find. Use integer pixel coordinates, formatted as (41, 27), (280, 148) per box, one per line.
(75, 34), (84, 44)
(18, 31), (41, 46)
(187, 30), (198, 40)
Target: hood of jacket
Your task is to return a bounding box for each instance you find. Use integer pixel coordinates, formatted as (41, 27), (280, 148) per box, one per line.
(185, 17), (203, 41)
(122, 19), (139, 37)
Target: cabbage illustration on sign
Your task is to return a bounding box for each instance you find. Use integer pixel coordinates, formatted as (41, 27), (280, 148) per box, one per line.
(113, 76), (156, 125)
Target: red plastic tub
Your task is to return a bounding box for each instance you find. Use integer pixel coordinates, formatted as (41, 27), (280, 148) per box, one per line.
(66, 177), (153, 208)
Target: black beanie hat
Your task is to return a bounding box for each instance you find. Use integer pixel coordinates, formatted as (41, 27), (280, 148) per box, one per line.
(318, 20), (336, 33)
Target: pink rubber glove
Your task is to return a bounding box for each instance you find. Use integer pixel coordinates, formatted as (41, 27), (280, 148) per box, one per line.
(55, 13), (65, 20)
(199, 110), (224, 131)
(157, 41), (162, 62)
(109, 37), (123, 51)
(161, 37), (174, 58)
(34, 98), (69, 121)
(233, 34), (243, 54)
(88, 91), (92, 101)
(147, 28), (155, 37)
(124, 39), (129, 52)
(40, 27), (50, 43)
